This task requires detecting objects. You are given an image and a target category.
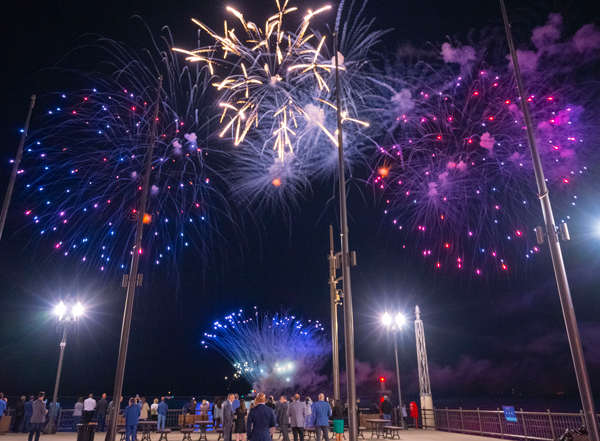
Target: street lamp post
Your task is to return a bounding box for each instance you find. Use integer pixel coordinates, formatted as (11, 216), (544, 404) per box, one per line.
(45, 301), (84, 434)
(382, 312), (407, 430)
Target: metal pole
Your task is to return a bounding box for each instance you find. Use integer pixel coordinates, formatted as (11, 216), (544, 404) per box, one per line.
(45, 326), (67, 434)
(333, 31), (357, 441)
(0, 94), (36, 242)
(393, 332), (406, 430)
(329, 224), (340, 402)
(499, 3), (599, 440)
(106, 76), (163, 441)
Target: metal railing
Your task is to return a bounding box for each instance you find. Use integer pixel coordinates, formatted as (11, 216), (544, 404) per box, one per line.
(424, 407), (599, 440)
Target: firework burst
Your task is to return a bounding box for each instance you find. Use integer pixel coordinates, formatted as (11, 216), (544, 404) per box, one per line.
(203, 309), (329, 393)
(15, 28), (235, 277)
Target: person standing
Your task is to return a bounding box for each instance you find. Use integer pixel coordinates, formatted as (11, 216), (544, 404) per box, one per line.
(97, 394), (109, 431)
(232, 395), (240, 413)
(22, 396), (35, 433)
(287, 394), (305, 441)
(13, 396), (26, 432)
(73, 398), (84, 431)
(157, 397), (168, 431)
(48, 400), (60, 426)
(83, 394), (96, 424)
(0, 393), (6, 418)
(247, 394), (275, 441)
(108, 396), (122, 427)
(380, 397), (392, 426)
(331, 401), (344, 441)
(265, 397), (276, 438)
(124, 398), (141, 441)
(311, 394), (331, 441)
(139, 398), (149, 420)
(277, 396), (291, 441)
(200, 400), (210, 422)
(234, 399), (247, 441)
(303, 397), (312, 428)
(188, 398), (197, 416)
(368, 401), (378, 415)
(213, 398), (222, 429)
(222, 393), (235, 441)
(28, 392), (47, 441)
(151, 399), (159, 422)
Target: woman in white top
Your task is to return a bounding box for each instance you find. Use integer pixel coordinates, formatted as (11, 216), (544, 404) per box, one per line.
(151, 399), (159, 421)
(140, 397), (150, 420)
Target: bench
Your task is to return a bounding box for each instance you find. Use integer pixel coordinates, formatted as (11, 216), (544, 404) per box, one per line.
(180, 428), (194, 441)
(358, 426), (366, 439)
(305, 428), (316, 440)
(215, 428), (223, 441)
(117, 428), (127, 441)
(382, 426), (402, 439)
(157, 429), (171, 441)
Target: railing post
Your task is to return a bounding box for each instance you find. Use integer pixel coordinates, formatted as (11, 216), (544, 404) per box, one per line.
(477, 408), (483, 436)
(460, 408), (465, 433)
(446, 407), (450, 431)
(520, 409), (528, 441)
(547, 410), (556, 441)
(497, 408), (505, 439)
(57, 409), (63, 432)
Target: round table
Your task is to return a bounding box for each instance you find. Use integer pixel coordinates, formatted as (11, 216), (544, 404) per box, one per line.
(365, 419), (387, 439)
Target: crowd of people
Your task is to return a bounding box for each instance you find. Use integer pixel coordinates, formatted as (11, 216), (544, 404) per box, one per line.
(0, 390), (407, 441)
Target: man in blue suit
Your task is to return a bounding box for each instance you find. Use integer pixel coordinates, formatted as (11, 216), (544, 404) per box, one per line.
(123, 398), (141, 441)
(311, 394), (331, 441)
(247, 393), (275, 441)
(222, 394), (235, 441)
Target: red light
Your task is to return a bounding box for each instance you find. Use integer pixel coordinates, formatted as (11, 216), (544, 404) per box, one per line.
(563, 178), (570, 184)
(489, 116), (494, 121)
(380, 377), (386, 383)
(445, 243), (449, 248)
(436, 262), (440, 268)
(132, 107), (136, 111)
(505, 100), (510, 104)
(548, 97), (554, 101)
(516, 230), (522, 236)
(473, 91), (479, 96)
(437, 135), (442, 140)
(84, 97), (88, 101)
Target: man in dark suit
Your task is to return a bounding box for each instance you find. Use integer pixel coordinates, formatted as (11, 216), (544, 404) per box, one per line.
(277, 396), (291, 441)
(247, 393), (276, 441)
(222, 394), (235, 441)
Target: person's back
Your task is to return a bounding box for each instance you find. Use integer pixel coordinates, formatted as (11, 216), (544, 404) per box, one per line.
(0, 398), (6, 416)
(311, 401), (331, 427)
(247, 402), (275, 441)
(16, 399), (26, 416)
(287, 400), (305, 427)
(380, 399), (392, 415)
(124, 403), (141, 426)
(74, 401), (84, 416)
(25, 399), (34, 417)
(30, 399), (46, 424)
(157, 401), (168, 416)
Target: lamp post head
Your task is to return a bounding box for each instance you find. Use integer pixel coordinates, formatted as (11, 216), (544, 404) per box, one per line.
(396, 313), (405, 328)
(382, 312), (392, 327)
(55, 301), (84, 322)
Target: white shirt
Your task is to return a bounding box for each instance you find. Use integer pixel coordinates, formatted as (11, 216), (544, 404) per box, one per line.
(84, 398), (97, 411)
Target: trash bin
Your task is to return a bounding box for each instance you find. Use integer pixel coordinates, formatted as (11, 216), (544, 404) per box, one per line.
(77, 423), (97, 441)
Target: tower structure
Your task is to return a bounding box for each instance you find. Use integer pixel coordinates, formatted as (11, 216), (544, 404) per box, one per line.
(415, 305), (434, 428)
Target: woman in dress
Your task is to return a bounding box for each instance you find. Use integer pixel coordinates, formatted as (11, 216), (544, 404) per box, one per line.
(140, 397), (150, 420)
(200, 400), (210, 422)
(332, 400), (344, 441)
(73, 397), (84, 431)
(151, 399), (159, 421)
(213, 398), (222, 428)
(234, 399), (247, 441)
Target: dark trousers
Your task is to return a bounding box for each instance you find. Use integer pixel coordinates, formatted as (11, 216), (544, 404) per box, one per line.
(292, 426), (304, 441)
(126, 425), (137, 441)
(21, 415), (31, 432)
(28, 422), (43, 441)
(315, 426), (329, 441)
(280, 424), (290, 441)
(13, 415), (24, 432)
(97, 414), (106, 431)
(82, 411), (94, 424)
(223, 422), (233, 441)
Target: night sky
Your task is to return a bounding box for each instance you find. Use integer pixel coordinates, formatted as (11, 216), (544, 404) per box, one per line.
(1, 0), (600, 412)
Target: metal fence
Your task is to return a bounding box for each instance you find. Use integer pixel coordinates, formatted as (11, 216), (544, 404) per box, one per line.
(425, 407), (598, 440)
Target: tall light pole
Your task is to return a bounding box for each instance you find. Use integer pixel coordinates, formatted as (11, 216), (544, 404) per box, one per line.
(328, 224), (341, 401)
(333, 30), (358, 441)
(45, 301), (84, 434)
(500, 3), (599, 440)
(382, 312), (407, 430)
(414, 306), (433, 429)
(106, 75), (163, 441)
(0, 94), (36, 242)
